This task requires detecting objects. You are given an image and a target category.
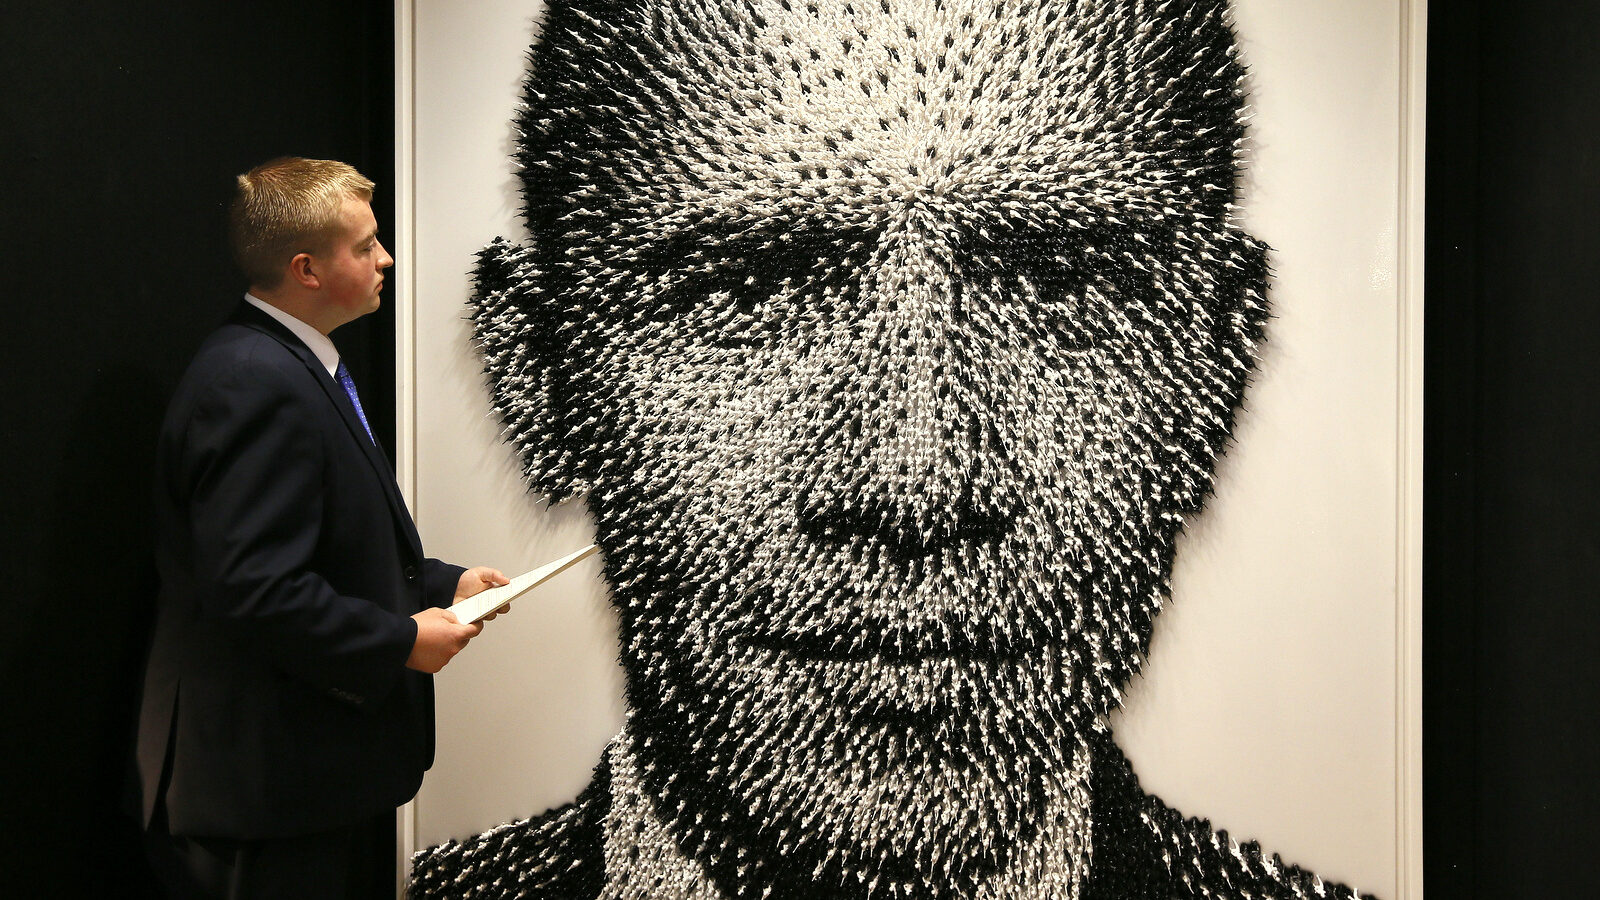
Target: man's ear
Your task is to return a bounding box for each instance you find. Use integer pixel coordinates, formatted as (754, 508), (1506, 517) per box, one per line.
(470, 237), (591, 503)
(288, 252), (320, 290)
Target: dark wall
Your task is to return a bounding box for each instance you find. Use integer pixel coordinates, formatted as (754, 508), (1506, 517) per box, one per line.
(2, 1), (1597, 898)
(1425, 0), (1600, 896)
(0, 2), (393, 895)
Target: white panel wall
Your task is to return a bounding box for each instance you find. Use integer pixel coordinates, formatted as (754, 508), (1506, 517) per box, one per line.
(400, 2), (1421, 896)
(404, 0), (626, 849)
(1111, 5), (1414, 896)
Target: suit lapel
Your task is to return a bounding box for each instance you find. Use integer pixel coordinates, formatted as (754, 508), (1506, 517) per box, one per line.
(231, 303), (425, 559)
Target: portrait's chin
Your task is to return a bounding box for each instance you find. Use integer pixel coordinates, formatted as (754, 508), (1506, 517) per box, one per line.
(630, 641), (1077, 895)
(718, 704), (1050, 895)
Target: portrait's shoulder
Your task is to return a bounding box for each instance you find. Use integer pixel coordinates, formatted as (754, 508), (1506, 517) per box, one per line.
(409, 760), (611, 900)
(1081, 730), (1178, 900)
(1085, 732), (1376, 900)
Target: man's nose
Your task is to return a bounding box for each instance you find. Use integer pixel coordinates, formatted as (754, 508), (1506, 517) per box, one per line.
(378, 241), (394, 269)
(792, 227), (1013, 556)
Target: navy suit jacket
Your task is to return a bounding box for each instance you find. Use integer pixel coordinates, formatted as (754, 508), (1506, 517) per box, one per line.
(137, 301), (463, 840)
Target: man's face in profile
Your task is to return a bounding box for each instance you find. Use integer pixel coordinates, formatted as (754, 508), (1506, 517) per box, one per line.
(481, 0), (1266, 892)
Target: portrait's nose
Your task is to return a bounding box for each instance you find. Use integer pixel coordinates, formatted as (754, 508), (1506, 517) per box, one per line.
(794, 217), (1013, 557)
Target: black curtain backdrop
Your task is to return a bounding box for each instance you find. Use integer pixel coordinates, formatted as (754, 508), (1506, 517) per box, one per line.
(0, 1), (394, 896)
(1, 1), (1597, 898)
(1423, 0), (1600, 897)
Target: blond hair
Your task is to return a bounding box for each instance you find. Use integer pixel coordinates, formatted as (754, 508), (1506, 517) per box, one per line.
(229, 157), (376, 288)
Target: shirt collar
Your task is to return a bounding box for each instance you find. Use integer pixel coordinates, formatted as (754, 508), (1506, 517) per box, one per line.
(245, 293), (340, 377)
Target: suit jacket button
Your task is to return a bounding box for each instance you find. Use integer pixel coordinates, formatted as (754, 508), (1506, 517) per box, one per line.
(404, 565), (419, 583)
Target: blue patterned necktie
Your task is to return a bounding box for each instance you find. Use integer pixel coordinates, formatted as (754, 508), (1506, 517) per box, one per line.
(334, 361), (376, 444)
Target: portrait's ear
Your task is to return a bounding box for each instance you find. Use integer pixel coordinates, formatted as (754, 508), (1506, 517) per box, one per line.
(470, 237), (592, 502)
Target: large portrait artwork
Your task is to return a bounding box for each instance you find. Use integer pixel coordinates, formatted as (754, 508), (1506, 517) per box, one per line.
(411, 1), (1379, 898)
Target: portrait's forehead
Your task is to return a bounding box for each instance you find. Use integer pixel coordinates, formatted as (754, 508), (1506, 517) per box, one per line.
(532, 0), (1247, 242)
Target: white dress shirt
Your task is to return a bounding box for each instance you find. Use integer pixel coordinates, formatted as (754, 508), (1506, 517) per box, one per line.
(245, 293), (340, 377)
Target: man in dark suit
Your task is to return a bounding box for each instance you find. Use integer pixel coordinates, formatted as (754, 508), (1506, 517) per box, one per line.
(138, 157), (507, 899)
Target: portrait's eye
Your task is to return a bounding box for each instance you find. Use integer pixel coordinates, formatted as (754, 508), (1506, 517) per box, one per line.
(964, 229), (1110, 351)
(660, 266), (775, 350)
(710, 269), (787, 349)
(660, 248), (822, 351)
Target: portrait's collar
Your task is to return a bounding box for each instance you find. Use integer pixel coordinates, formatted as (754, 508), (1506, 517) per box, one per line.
(598, 723), (1093, 900)
(599, 726), (721, 900)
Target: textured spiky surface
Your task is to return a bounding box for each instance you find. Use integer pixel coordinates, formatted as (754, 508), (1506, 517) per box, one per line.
(412, 1), (1374, 897)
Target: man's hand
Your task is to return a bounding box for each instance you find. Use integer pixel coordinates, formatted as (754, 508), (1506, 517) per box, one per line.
(455, 565), (513, 621)
(406, 607), (483, 673)
(455, 566), (509, 599)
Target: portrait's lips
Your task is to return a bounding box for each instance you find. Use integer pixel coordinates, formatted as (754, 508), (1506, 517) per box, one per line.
(728, 626), (1064, 735)
(796, 499), (1017, 565)
(738, 618), (1048, 665)
(726, 537), (1052, 666)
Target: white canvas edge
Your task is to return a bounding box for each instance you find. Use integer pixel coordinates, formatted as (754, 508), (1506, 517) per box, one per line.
(1396, 1), (1426, 896)
(395, 0), (420, 892)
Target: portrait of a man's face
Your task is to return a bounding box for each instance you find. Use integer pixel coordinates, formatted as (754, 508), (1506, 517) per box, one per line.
(413, 1), (1379, 898)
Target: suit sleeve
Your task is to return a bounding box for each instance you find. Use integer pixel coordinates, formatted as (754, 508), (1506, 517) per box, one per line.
(423, 558), (466, 609)
(181, 354), (417, 705)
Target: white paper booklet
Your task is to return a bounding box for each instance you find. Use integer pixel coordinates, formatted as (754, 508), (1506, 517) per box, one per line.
(448, 543), (599, 625)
